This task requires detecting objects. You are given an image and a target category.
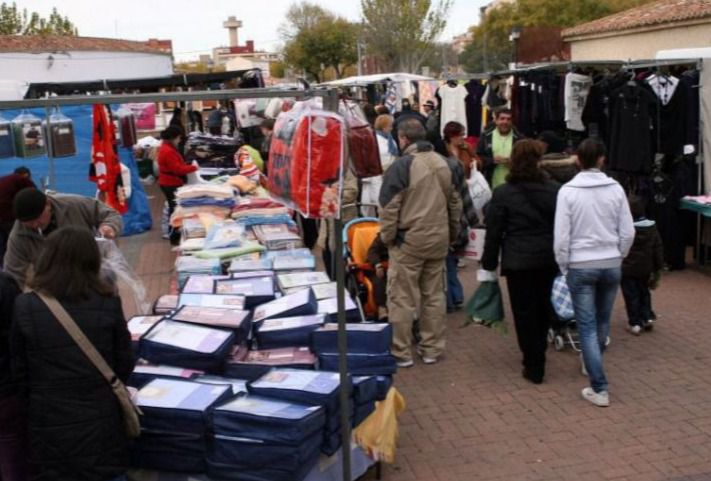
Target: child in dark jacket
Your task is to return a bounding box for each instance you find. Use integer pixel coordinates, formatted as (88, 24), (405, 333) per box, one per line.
(621, 196), (664, 335)
(366, 233), (389, 321)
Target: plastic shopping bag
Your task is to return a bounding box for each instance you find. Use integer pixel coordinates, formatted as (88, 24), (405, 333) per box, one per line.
(96, 238), (151, 319)
(463, 270), (506, 333)
(467, 167), (492, 219)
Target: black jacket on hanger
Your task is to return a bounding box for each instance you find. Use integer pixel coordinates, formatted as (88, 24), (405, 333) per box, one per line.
(608, 83), (658, 174)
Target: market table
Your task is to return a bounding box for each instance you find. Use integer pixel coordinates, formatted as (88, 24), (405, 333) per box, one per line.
(680, 197), (711, 265)
(130, 445), (375, 481)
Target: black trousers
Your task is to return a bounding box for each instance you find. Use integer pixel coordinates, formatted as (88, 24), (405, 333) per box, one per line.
(621, 276), (652, 327)
(505, 268), (557, 380)
(160, 185), (180, 245)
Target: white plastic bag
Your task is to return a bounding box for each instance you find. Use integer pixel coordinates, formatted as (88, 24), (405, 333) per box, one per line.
(467, 165), (492, 219)
(96, 238), (151, 319)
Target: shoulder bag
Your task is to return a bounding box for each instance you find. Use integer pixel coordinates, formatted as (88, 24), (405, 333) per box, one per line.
(35, 291), (142, 438)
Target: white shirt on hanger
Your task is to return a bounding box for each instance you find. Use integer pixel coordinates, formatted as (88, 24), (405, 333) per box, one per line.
(564, 72), (593, 132)
(439, 83), (468, 136)
(646, 74), (679, 106)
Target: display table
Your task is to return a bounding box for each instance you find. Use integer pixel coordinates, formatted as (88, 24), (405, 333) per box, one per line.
(680, 198), (711, 265)
(129, 445), (375, 481)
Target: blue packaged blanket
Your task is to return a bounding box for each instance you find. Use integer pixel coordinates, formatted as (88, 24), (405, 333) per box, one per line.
(311, 322), (392, 354)
(128, 363), (203, 389)
(352, 376), (379, 405)
(206, 451), (318, 481)
(169, 305), (251, 342)
(132, 430), (206, 473)
(139, 320), (236, 372)
(354, 401), (376, 427)
(228, 257), (274, 272)
(177, 293), (246, 311)
(224, 346), (317, 381)
(211, 394), (325, 445)
(318, 352), (397, 376)
(255, 315), (326, 350)
(247, 368), (348, 414)
(251, 289), (318, 324)
(208, 432), (321, 473)
(317, 296), (361, 323)
(135, 378), (232, 434)
(375, 375), (393, 400)
(264, 248), (312, 259)
(214, 276), (275, 309)
(193, 375), (249, 396)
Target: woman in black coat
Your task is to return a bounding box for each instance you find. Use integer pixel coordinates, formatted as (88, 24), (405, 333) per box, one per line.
(11, 226), (134, 481)
(481, 139), (560, 384)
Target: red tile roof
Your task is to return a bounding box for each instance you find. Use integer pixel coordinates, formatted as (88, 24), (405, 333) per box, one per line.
(563, 0), (711, 38)
(0, 35), (171, 55)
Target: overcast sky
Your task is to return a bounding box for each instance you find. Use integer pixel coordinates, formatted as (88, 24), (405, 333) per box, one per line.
(13, 0), (487, 61)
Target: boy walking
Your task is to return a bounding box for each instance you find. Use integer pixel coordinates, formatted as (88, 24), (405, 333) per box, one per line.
(621, 196), (664, 335)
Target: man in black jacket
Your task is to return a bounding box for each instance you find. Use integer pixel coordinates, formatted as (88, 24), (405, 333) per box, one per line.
(476, 107), (524, 186)
(0, 271), (28, 480)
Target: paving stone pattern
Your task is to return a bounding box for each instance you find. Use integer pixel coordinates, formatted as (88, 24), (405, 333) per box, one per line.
(123, 187), (711, 481)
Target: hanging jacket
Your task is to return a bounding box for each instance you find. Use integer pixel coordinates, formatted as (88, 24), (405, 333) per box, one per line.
(622, 219), (664, 279)
(11, 290), (134, 481)
(157, 141), (198, 187)
(379, 141), (462, 260)
(554, 170), (635, 274)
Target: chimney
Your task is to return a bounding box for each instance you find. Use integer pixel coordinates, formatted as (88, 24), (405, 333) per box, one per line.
(223, 16), (243, 48)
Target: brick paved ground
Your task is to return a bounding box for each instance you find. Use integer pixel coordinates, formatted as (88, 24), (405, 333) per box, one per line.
(124, 186), (711, 481)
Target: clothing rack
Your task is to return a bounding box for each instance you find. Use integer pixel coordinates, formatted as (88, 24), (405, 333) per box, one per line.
(0, 85), (361, 481)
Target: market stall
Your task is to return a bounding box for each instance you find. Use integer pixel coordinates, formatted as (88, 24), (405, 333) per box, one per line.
(0, 86), (401, 481)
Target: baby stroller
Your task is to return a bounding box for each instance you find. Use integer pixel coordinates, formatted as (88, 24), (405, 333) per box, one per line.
(342, 217), (383, 322)
(549, 275), (580, 351)
(549, 275), (610, 352)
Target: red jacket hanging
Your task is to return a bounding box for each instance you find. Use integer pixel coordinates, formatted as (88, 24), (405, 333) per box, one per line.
(90, 105), (127, 214)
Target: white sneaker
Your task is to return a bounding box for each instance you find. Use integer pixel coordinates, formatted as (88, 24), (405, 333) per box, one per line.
(580, 353), (588, 377)
(417, 348), (438, 365)
(582, 387), (610, 407)
(645, 319), (655, 331)
(629, 325), (642, 336)
(396, 359), (414, 368)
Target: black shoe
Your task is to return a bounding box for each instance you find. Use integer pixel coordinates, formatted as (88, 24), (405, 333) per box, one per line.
(522, 368), (543, 384)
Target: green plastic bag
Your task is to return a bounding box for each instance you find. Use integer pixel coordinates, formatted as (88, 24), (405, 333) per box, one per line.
(463, 280), (507, 334)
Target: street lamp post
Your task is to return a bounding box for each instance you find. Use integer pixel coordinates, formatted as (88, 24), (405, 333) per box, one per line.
(509, 27), (521, 68)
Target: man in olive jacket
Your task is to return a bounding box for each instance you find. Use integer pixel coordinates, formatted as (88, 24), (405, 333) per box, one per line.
(4, 188), (123, 287)
(379, 118), (463, 367)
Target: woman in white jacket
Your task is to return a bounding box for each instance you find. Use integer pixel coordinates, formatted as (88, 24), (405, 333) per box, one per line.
(554, 138), (634, 408)
(360, 114), (397, 217)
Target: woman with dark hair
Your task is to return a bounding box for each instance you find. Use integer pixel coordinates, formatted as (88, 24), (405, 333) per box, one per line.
(157, 125), (197, 245)
(442, 121), (479, 311)
(537, 130), (579, 184)
(481, 139), (560, 384)
(11, 226), (134, 481)
(554, 138), (634, 407)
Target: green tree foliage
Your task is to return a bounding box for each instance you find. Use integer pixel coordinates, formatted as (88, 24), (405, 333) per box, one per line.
(460, 0), (659, 72)
(281, 2), (358, 82)
(0, 2), (77, 35)
(360, 0), (453, 73)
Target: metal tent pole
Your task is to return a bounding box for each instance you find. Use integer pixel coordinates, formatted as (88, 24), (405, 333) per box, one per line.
(323, 88), (353, 481)
(44, 105), (55, 190)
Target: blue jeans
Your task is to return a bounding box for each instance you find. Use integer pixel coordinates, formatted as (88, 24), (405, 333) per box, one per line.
(445, 253), (463, 310)
(567, 267), (621, 393)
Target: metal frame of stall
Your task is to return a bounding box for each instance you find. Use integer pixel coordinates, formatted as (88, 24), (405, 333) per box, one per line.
(0, 86), (360, 480)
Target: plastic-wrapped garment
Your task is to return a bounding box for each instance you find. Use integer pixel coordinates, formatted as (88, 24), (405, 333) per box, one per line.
(268, 103), (345, 218)
(204, 221), (246, 250)
(96, 238), (151, 319)
(340, 100), (382, 178)
(119, 148), (153, 236)
(44, 108), (77, 157)
(0, 114), (15, 158)
(12, 111), (46, 158)
(176, 183), (235, 200)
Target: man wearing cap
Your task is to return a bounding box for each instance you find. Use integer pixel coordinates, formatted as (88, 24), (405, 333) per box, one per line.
(422, 100), (435, 118)
(3, 189), (123, 287)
